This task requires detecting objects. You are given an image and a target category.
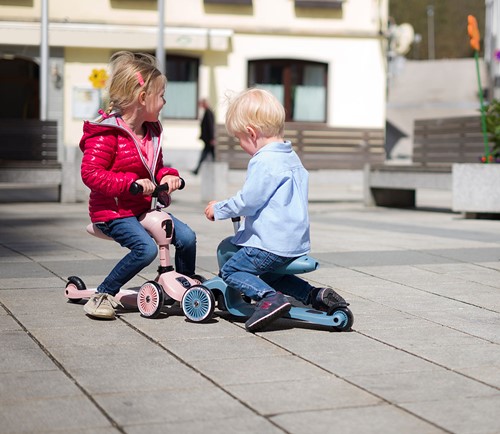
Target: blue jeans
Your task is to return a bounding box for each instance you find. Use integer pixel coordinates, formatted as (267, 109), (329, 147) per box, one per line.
(220, 246), (314, 303)
(95, 213), (196, 296)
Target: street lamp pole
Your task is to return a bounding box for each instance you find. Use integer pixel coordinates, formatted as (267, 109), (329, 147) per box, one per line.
(40, 0), (49, 121)
(156, 0), (165, 74)
(427, 5), (435, 60)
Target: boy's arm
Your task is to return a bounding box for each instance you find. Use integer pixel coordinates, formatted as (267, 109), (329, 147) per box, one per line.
(213, 166), (277, 220)
(204, 201), (216, 221)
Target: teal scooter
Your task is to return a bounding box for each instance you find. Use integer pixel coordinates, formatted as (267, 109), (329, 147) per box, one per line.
(185, 218), (354, 332)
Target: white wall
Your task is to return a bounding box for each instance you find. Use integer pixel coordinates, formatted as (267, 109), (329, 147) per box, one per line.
(0, 0), (388, 169)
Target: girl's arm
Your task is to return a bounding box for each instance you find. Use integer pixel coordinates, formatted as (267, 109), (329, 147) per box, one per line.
(80, 135), (137, 197)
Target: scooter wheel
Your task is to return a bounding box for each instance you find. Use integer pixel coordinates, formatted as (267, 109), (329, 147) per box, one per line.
(331, 306), (354, 332)
(190, 274), (207, 284)
(181, 285), (215, 323)
(138, 281), (165, 319)
(65, 276), (86, 304)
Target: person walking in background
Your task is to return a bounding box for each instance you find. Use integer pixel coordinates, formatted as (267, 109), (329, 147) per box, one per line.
(192, 98), (215, 175)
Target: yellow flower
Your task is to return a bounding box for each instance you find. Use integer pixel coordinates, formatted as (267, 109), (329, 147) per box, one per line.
(89, 68), (109, 89)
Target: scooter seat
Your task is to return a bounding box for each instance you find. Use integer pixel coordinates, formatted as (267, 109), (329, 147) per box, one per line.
(86, 223), (113, 241)
(217, 237), (319, 275)
(273, 255), (319, 275)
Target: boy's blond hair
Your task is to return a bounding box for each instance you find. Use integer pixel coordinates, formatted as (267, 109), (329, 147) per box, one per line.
(104, 51), (167, 115)
(225, 88), (285, 138)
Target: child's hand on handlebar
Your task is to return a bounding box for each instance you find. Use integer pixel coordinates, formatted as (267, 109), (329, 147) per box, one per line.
(205, 201), (217, 221)
(135, 178), (156, 195)
(160, 175), (183, 193)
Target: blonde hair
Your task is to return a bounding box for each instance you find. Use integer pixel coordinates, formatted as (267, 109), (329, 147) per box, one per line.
(103, 51), (166, 115)
(225, 88), (285, 138)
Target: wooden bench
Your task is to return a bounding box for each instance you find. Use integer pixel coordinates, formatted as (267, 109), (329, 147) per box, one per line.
(0, 119), (62, 198)
(365, 116), (483, 207)
(216, 122), (386, 170)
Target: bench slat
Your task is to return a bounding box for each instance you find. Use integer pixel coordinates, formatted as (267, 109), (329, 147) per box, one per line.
(0, 119), (58, 163)
(366, 115), (485, 207)
(216, 123), (385, 170)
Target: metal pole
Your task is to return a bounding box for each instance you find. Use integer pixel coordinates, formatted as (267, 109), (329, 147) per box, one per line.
(40, 0), (49, 120)
(156, 0), (165, 74)
(426, 5), (435, 60)
(474, 50), (491, 161)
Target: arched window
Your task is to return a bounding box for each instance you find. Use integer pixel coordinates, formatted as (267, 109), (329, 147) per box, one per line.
(162, 55), (199, 119)
(248, 59), (327, 122)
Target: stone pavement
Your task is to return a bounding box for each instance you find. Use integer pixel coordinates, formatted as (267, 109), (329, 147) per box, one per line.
(1, 178), (500, 434)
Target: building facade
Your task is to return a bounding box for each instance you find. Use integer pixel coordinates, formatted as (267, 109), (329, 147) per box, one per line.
(0, 0), (389, 169)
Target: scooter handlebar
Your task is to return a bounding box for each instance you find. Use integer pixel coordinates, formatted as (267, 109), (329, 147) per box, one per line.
(129, 178), (185, 196)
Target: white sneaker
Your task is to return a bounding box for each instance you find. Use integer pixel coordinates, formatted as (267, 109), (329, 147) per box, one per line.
(84, 293), (122, 319)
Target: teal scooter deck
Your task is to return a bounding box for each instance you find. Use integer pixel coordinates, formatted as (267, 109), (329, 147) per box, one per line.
(204, 276), (353, 331)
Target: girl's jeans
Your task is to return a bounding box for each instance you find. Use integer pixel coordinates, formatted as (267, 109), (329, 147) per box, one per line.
(95, 213), (196, 296)
(220, 246), (314, 304)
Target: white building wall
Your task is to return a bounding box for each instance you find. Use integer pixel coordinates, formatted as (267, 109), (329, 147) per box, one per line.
(0, 0), (389, 169)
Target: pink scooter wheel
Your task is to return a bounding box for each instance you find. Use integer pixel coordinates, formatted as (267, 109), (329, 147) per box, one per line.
(65, 276), (87, 303)
(138, 281), (165, 318)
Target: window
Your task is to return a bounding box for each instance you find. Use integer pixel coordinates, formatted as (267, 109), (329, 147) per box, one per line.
(248, 59), (327, 122)
(162, 55), (199, 119)
(295, 0), (343, 9)
(204, 0), (252, 4)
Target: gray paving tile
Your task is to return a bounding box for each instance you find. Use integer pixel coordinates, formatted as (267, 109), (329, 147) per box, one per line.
(307, 347), (439, 377)
(402, 395), (500, 434)
(226, 377), (380, 415)
(191, 355), (331, 386)
(346, 369), (498, 404)
(0, 346), (57, 373)
(272, 404), (448, 434)
(71, 357), (212, 395)
(96, 387), (255, 426)
(457, 365), (500, 389)
(363, 323), (481, 350)
(164, 334), (290, 362)
(125, 415), (283, 434)
(402, 342), (500, 371)
(0, 370), (82, 402)
(0, 396), (111, 433)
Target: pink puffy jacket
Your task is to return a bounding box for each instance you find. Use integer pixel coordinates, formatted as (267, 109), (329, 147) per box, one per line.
(79, 114), (179, 223)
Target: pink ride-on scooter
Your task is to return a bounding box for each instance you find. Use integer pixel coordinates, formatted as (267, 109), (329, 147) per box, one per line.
(64, 181), (215, 322)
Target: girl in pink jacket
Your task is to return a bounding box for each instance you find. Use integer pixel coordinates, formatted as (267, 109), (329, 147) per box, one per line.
(80, 51), (196, 319)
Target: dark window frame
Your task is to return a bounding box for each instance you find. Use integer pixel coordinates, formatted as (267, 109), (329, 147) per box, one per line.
(204, 0), (252, 5)
(248, 59), (328, 123)
(295, 0), (343, 9)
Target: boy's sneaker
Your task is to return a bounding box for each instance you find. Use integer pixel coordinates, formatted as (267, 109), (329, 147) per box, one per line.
(245, 292), (292, 332)
(311, 287), (348, 312)
(84, 293), (122, 319)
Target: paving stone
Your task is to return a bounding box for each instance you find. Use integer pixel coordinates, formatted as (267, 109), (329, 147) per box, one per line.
(402, 395), (500, 434)
(272, 404), (447, 434)
(226, 377), (381, 415)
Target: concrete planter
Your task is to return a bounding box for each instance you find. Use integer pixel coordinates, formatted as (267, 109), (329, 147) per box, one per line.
(452, 163), (500, 215)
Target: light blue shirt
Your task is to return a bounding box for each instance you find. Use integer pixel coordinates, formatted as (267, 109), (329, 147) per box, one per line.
(214, 141), (310, 257)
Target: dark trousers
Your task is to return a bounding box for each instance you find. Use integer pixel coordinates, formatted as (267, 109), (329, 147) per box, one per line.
(193, 142), (215, 174)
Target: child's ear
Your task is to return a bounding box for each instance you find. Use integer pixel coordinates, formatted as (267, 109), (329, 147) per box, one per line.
(138, 91), (147, 105)
(246, 126), (257, 140)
